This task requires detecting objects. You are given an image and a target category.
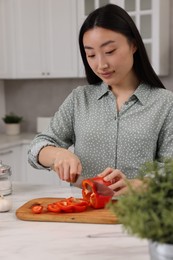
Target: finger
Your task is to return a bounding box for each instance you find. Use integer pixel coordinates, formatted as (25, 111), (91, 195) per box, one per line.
(54, 165), (63, 180)
(97, 167), (114, 177)
(70, 162), (83, 183)
(56, 159), (74, 182)
(68, 160), (81, 183)
(56, 164), (65, 180)
(77, 162), (82, 175)
(104, 169), (124, 183)
(110, 178), (126, 191)
(63, 163), (71, 182)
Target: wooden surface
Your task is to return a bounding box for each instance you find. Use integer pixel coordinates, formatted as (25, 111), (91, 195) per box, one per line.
(16, 197), (118, 224)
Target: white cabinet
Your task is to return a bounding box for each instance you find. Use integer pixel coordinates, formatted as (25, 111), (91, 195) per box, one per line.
(1, 0), (169, 78)
(14, 0), (78, 78)
(77, 0), (170, 76)
(0, 145), (21, 181)
(0, 0), (78, 79)
(0, 0), (15, 78)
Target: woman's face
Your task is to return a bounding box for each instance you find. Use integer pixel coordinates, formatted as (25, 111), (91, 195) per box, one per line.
(83, 27), (137, 88)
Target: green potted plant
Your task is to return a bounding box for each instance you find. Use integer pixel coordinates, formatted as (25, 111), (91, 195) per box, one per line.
(2, 112), (23, 135)
(107, 159), (173, 260)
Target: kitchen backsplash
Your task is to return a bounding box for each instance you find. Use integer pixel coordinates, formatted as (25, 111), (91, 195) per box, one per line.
(3, 78), (86, 133)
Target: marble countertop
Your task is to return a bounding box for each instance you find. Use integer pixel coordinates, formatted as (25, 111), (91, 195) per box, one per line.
(0, 133), (36, 149)
(0, 182), (150, 260)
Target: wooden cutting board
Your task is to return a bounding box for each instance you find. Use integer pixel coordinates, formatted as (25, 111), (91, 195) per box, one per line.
(16, 197), (118, 224)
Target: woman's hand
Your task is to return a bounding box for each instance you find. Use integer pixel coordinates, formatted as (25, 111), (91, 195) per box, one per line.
(98, 167), (143, 197)
(38, 146), (82, 183)
(52, 148), (82, 183)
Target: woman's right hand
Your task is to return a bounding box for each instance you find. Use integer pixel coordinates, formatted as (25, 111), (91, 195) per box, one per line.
(51, 148), (82, 183)
(38, 146), (82, 183)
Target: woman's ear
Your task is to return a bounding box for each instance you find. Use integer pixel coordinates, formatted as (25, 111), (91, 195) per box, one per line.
(132, 40), (137, 54)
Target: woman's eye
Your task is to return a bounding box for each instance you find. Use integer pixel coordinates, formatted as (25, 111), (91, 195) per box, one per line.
(87, 54), (95, 58)
(105, 49), (115, 55)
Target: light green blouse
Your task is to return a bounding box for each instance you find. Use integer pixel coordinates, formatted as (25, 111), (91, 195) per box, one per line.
(28, 82), (173, 179)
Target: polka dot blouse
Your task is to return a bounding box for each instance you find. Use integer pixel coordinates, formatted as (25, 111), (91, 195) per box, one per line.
(28, 82), (173, 179)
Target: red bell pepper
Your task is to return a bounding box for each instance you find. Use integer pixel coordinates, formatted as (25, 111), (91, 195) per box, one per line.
(47, 203), (61, 213)
(31, 204), (43, 214)
(82, 176), (113, 209)
(66, 197), (89, 207)
(56, 197), (89, 213)
(32, 197), (89, 214)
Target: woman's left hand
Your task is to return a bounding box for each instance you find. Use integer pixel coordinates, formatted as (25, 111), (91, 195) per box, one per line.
(98, 167), (143, 197)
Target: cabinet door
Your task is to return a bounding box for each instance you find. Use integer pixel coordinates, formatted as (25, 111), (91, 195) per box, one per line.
(0, 0), (15, 78)
(45, 0), (78, 77)
(13, 0), (78, 78)
(14, 0), (45, 78)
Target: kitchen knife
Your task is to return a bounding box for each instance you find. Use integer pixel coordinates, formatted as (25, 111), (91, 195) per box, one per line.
(72, 175), (114, 197)
(72, 175), (84, 188)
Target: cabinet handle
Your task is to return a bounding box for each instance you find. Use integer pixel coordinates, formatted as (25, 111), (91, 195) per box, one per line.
(47, 72), (50, 75)
(0, 150), (13, 156)
(42, 72), (45, 75)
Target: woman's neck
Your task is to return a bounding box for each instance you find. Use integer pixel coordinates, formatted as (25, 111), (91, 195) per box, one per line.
(109, 74), (140, 111)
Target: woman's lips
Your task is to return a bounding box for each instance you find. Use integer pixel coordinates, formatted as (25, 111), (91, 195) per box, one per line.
(100, 71), (114, 78)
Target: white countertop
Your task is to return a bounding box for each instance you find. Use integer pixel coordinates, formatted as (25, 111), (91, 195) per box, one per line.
(0, 133), (36, 149)
(0, 182), (150, 260)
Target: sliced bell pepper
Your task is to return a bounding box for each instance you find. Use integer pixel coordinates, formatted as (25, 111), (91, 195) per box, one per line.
(56, 200), (74, 213)
(47, 203), (61, 213)
(31, 205), (43, 214)
(31, 197), (89, 214)
(56, 197), (88, 213)
(82, 176), (113, 209)
(66, 197), (89, 207)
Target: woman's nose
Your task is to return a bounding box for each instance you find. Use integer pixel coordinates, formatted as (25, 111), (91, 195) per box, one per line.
(98, 57), (109, 69)
(98, 62), (109, 70)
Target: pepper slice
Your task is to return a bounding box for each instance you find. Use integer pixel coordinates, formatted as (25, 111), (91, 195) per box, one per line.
(56, 197), (89, 213)
(67, 197), (88, 207)
(31, 205), (43, 214)
(47, 203), (61, 213)
(57, 200), (75, 213)
(82, 176), (113, 209)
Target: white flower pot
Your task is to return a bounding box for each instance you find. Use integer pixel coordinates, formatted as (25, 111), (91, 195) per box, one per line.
(149, 241), (173, 260)
(5, 124), (21, 135)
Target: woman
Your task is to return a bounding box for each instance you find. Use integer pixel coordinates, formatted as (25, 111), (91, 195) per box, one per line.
(28, 4), (173, 196)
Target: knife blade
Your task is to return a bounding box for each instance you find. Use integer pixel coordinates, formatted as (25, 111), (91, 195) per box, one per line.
(72, 175), (114, 197)
(72, 175), (84, 188)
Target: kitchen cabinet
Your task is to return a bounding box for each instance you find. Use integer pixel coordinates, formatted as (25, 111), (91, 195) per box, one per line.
(0, 0), (15, 78)
(0, 145), (21, 181)
(14, 0), (78, 78)
(77, 0), (170, 76)
(0, 0), (78, 79)
(1, 0), (169, 79)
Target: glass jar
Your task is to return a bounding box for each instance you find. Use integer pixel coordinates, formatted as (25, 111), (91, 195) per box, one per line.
(0, 160), (12, 195)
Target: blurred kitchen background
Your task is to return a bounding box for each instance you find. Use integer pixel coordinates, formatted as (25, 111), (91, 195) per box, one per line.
(0, 0), (172, 134)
